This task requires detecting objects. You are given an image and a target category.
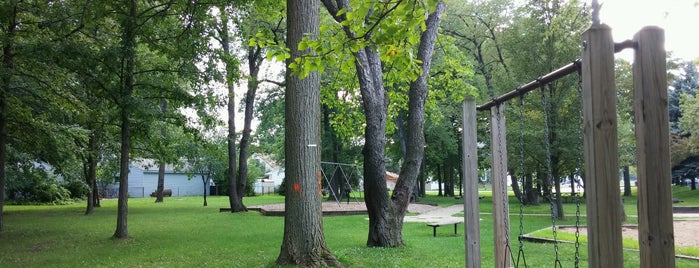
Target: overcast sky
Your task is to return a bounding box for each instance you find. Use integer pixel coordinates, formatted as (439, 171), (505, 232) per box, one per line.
(593, 0), (699, 61)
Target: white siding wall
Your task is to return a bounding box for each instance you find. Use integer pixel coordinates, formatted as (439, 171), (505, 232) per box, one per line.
(107, 164), (205, 198)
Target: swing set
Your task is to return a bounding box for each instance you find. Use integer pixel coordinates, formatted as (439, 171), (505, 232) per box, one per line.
(461, 24), (675, 268)
(320, 161), (363, 204)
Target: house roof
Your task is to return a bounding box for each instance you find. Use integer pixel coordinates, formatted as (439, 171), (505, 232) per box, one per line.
(386, 171), (399, 182)
(252, 153), (282, 170)
(131, 159), (190, 174)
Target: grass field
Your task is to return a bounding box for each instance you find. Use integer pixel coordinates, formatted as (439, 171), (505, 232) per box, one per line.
(0, 187), (698, 267)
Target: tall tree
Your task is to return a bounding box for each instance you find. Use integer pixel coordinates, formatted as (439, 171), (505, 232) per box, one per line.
(669, 61), (699, 134)
(276, 0), (340, 265)
(0, 0), (18, 233)
(502, 0), (589, 218)
(442, 0), (514, 98)
(155, 101), (168, 203)
(320, 0), (447, 247)
(216, 6), (245, 212)
(615, 60), (636, 197)
(237, 0), (285, 208)
(113, 0), (138, 239)
(110, 0), (210, 237)
(387, 3), (447, 245)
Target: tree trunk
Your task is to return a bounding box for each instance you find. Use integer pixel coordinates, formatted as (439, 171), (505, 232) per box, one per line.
(276, 0), (340, 265)
(394, 110), (408, 157)
(237, 47), (263, 203)
(524, 173), (538, 205)
(85, 132), (98, 215)
(537, 170), (547, 200)
(437, 165), (443, 196)
(93, 178), (101, 207)
(418, 157), (426, 197)
(510, 169), (523, 202)
(450, 165), (456, 197)
(692, 177), (697, 191)
(155, 163), (165, 202)
(553, 174), (564, 220)
(552, 156), (564, 220)
(113, 0), (137, 239)
(0, 1), (17, 233)
(201, 174), (208, 207)
(220, 11), (245, 212)
(320, 0), (445, 248)
(382, 0), (446, 247)
(155, 100), (167, 203)
(622, 165), (631, 196)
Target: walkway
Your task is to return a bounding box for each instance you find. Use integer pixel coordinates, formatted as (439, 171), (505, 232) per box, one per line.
(404, 204), (465, 223)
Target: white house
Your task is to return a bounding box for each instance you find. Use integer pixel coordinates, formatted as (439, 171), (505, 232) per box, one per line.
(105, 159), (206, 198)
(251, 154), (285, 191)
(385, 171), (399, 190)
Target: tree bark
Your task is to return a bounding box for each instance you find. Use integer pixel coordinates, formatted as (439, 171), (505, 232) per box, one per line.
(93, 178), (101, 207)
(437, 165), (443, 196)
(418, 157), (426, 197)
(623, 165), (631, 196)
(320, 0), (446, 247)
(510, 169), (523, 202)
(155, 100), (167, 203)
(85, 131), (98, 215)
(276, 0), (340, 265)
(385, 0), (447, 247)
(220, 11), (245, 212)
(237, 46), (263, 203)
(0, 0), (17, 233)
(524, 173), (538, 205)
(201, 173), (208, 207)
(114, 0), (137, 239)
(155, 163), (165, 202)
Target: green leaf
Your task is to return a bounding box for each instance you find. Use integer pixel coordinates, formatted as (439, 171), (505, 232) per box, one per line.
(298, 41), (308, 51)
(337, 8), (347, 16)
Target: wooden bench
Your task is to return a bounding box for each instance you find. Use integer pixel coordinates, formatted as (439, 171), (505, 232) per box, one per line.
(426, 219), (463, 237)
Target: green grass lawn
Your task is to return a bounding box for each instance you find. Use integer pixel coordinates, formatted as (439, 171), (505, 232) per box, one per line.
(1, 187), (698, 267)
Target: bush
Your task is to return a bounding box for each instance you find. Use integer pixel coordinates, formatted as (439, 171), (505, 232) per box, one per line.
(277, 179), (286, 196)
(63, 179), (89, 199)
(6, 164), (73, 204)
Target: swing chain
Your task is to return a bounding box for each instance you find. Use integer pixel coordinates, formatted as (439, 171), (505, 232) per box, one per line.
(494, 105), (514, 266)
(541, 85), (562, 267)
(515, 95), (528, 268)
(574, 70), (584, 268)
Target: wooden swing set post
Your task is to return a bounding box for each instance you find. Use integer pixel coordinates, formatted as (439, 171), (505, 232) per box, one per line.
(462, 99), (481, 268)
(633, 26), (675, 268)
(581, 24), (624, 268)
(490, 104), (511, 268)
(463, 23), (675, 268)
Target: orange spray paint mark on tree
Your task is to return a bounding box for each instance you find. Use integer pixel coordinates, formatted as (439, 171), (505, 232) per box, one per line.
(317, 171), (322, 196)
(293, 182), (301, 193)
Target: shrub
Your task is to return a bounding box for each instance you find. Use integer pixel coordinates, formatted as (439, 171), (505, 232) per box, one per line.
(6, 163), (73, 204)
(63, 179), (89, 199)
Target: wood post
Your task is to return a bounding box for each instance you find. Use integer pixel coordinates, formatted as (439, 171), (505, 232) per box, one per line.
(633, 26), (675, 268)
(462, 99), (481, 268)
(581, 24), (623, 268)
(490, 104), (510, 268)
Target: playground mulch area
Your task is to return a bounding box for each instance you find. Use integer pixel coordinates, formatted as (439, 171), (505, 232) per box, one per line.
(560, 220), (699, 248)
(248, 202), (440, 216)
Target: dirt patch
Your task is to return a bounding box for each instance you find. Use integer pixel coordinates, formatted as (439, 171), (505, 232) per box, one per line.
(247, 202), (439, 216)
(560, 220), (699, 247)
